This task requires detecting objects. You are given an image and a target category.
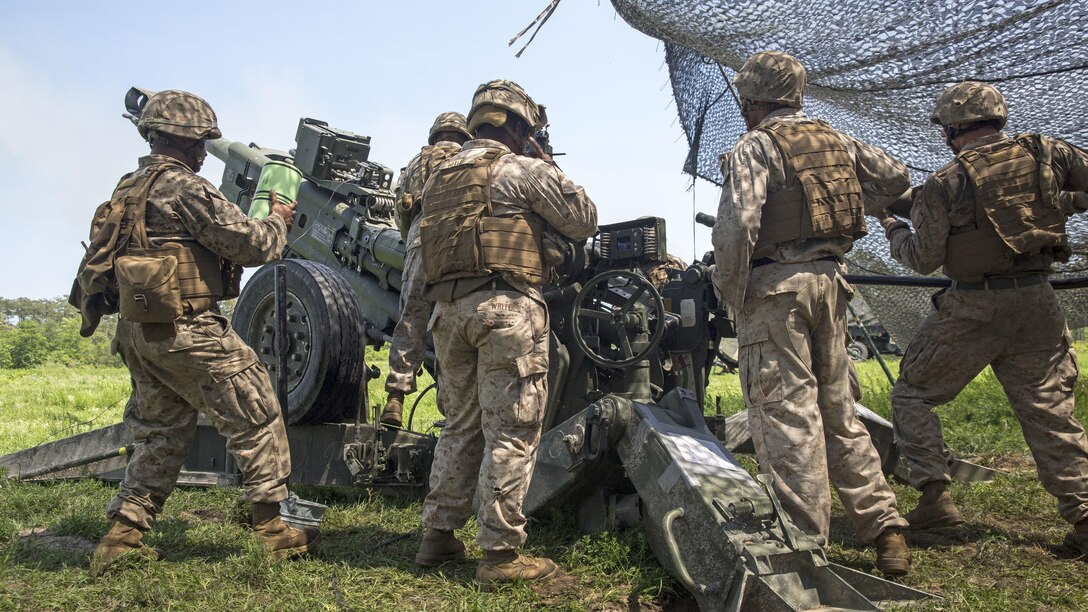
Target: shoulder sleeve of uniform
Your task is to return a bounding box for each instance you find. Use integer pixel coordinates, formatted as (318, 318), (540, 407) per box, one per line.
(848, 135), (910, 197)
(888, 171), (950, 275)
(501, 155), (598, 241)
(1045, 136), (1088, 192)
(167, 171), (287, 267)
(727, 133), (772, 210)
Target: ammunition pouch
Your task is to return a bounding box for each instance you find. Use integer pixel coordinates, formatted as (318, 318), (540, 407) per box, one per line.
(754, 119), (865, 250)
(115, 253), (184, 323)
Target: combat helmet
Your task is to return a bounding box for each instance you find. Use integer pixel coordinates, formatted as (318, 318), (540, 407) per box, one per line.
(930, 81), (1007, 129)
(137, 90), (222, 142)
(466, 79), (547, 134)
(428, 111), (471, 145)
(733, 51), (807, 108)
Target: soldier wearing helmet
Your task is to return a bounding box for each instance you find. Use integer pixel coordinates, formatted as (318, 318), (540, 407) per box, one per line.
(380, 111), (472, 427)
(711, 51), (913, 576)
(879, 81), (1088, 554)
(76, 89), (314, 572)
(413, 79), (597, 583)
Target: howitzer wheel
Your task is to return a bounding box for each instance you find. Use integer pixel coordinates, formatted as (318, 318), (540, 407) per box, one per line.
(234, 260), (365, 424)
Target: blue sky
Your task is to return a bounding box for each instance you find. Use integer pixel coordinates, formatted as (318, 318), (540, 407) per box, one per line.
(0, 1), (720, 299)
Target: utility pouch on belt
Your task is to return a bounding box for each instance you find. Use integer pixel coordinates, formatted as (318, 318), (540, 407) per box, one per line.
(115, 253), (184, 323)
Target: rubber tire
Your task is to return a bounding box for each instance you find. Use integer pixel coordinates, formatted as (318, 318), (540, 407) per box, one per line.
(233, 260), (364, 424)
(847, 340), (870, 362)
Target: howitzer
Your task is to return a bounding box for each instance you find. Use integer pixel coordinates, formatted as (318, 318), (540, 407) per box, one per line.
(1, 92), (937, 609)
(204, 118), (408, 425)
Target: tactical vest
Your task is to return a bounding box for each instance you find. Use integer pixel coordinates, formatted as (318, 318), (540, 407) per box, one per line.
(71, 162), (240, 332)
(395, 142), (463, 239)
(944, 134), (1067, 280)
(753, 119), (866, 251)
(419, 148), (546, 286)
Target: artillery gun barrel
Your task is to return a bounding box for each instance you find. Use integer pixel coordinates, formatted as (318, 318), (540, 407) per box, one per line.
(206, 138), (275, 168)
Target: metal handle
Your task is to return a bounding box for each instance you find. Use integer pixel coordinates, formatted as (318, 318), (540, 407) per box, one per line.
(583, 405), (611, 462)
(662, 507), (722, 596)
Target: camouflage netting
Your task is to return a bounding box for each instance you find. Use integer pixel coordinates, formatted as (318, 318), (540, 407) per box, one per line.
(611, 0), (1088, 345)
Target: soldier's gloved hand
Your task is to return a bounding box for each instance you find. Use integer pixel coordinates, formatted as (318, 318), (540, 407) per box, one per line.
(270, 191), (297, 228)
(873, 209), (908, 239)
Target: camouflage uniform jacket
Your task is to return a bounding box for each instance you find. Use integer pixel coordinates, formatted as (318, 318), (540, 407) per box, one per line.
(712, 109), (910, 311)
(887, 133), (1088, 278)
(130, 154), (287, 265)
(431, 139), (598, 300)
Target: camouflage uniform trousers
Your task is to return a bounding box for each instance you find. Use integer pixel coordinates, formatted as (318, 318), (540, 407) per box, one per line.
(892, 282), (1088, 525)
(385, 240), (434, 394)
(421, 289), (549, 551)
(106, 311), (292, 530)
(738, 260), (907, 543)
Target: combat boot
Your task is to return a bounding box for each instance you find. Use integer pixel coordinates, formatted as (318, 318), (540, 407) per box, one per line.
(874, 527), (911, 576)
(904, 481), (964, 531)
(90, 517), (164, 575)
(476, 549), (559, 583)
(414, 528), (466, 566)
(251, 502), (318, 560)
(380, 391), (405, 427)
(1063, 518), (1088, 557)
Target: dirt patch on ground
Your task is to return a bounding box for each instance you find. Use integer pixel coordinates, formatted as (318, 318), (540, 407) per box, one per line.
(979, 453), (1037, 472)
(529, 572), (582, 605)
(17, 528), (95, 556)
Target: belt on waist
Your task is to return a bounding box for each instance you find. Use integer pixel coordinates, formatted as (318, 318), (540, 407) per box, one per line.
(951, 274), (1048, 291)
(750, 255), (840, 269)
(482, 277), (517, 292)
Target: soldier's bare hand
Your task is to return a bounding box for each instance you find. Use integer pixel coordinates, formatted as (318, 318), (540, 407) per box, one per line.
(526, 137), (553, 164)
(270, 191), (296, 228)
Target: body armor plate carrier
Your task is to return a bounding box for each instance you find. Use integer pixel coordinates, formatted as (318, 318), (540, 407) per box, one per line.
(944, 134), (1068, 280)
(396, 142), (463, 237)
(754, 119), (866, 251)
(420, 148), (546, 286)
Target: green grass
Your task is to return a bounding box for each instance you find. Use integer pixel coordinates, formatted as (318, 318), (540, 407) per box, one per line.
(1, 350), (1087, 609)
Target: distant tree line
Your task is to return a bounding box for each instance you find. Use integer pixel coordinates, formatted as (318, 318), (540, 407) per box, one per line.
(0, 297), (238, 369)
(0, 297), (120, 368)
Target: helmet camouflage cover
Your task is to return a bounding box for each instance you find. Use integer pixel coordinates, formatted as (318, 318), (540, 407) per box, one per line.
(930, 81), (1008, 129)
(137, 90), (222, 142)
(466, 79), (547, 134)
(428, 111), (471, 144)
(733, 51), (807, 108)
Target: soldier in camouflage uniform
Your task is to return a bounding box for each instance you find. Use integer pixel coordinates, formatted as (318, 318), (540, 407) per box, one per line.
(712, 52), (911, 575)
(74, 90), (317, 573)
(414, 80), (597, 583)
(380, 112), (472, 427)
(878, 82), (1088, 553)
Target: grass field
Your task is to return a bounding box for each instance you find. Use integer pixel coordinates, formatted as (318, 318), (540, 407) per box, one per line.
(1, 350), (1087, 610)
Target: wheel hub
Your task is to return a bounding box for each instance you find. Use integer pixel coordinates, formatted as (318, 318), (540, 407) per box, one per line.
(250, 291), (313, 391)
